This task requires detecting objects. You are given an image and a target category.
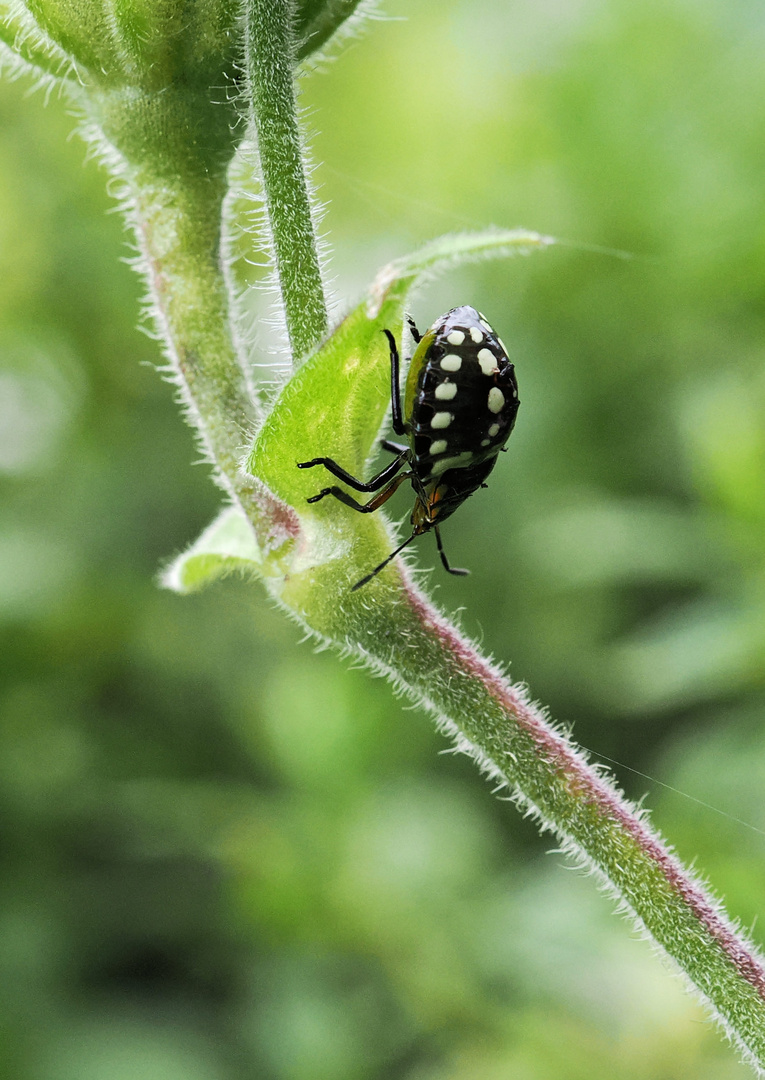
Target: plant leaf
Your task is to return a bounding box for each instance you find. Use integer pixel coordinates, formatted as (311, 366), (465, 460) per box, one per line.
(162, 505), (262, 594)
(295, 0), (368, 64)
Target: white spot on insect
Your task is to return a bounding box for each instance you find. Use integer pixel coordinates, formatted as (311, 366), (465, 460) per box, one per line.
(435, 381), (457, 401)
(488, 422), (500, 437)
(446, 329), (465, 345)
(477, 348), (498, 376)
(480, 438), (491, 447)
(479, 318), (493, 333)
(431, 411), (453, 429)
(430, 439), (448, 455)
(498, 336), (509, 355)
(432, 451), (473, 475)
(469, 326), (483, 343)
(440, 354), (462, 372)
(512, 387), (518, 399)
(488, 387), (505, 414)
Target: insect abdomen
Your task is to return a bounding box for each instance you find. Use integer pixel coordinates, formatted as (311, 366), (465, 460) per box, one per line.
(409, 305), (519, 484)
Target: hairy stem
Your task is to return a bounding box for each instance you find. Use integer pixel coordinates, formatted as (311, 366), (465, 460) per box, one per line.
(281, 570), (765, 1070)
(245, 0), (329, 363)
(127, 167), (254, 485)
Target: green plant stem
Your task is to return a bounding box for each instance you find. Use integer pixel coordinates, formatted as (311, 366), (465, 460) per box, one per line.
(122, 156), (300, 553)
(277, 571), (765, 1069)
(245, 0), (329, 363)
(398, 586), (765, 1065)
(128, 167), (254, 484)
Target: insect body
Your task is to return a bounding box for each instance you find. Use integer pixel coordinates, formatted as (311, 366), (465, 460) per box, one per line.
(298, 306), (519, 590)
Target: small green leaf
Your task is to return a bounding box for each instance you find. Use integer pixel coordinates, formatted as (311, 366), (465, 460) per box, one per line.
(295, 0), (368, 63)
(162, 506), (262, 594)
(378, 227), (554, 287)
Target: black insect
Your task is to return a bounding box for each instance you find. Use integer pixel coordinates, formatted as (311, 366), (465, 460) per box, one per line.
(298, 305), (519, 590)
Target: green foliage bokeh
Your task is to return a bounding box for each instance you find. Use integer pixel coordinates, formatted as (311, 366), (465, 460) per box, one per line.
(1, 0), (764, 1077)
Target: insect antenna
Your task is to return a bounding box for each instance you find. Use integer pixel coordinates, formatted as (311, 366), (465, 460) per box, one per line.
(351, 531), (420, 592)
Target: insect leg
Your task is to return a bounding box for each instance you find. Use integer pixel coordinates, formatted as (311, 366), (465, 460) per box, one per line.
(298, 450), (408, 493)
(351, 530), (420, 592)
(434, 524), (469, 577)
(380, 439), (408, 455)
(383, 329), (407, 437)
(406, 314), (422, 343)
(307, 470), (412, 510)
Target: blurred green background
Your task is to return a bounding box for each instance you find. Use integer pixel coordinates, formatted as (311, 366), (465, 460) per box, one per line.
(2, 0), (765, 1076)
